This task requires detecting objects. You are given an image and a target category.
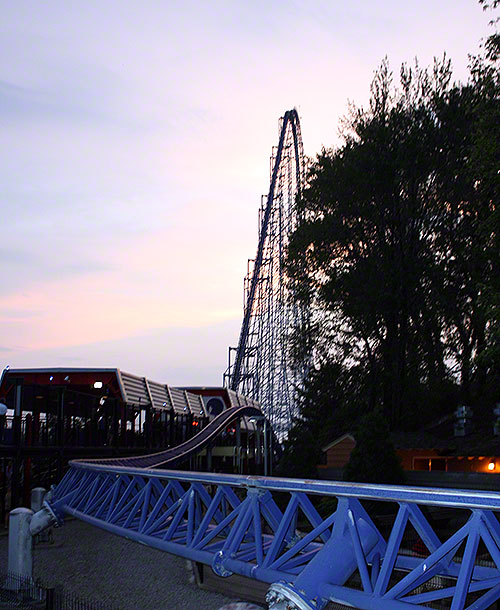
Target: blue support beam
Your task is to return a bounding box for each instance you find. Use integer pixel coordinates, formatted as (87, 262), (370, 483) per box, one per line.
(35, 462), (500, 610)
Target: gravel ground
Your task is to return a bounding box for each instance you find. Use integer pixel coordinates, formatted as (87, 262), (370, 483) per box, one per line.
(0, 519), (243, 610)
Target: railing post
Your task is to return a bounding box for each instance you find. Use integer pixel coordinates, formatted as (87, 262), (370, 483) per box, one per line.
(45, 586), (55, 610)
(7, 507), (33, 583)
(31, 487), (47, 512)
(11, 378), (23, 508)
(236, 420), (241, 474)
(263, 419), (269, 476)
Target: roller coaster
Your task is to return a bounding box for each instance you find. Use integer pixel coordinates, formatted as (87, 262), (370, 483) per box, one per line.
(225, 109), (307, 440)
(25, 112), (500, 610)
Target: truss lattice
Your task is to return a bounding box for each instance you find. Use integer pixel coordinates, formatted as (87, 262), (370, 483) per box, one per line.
(226, 110), (306, 439)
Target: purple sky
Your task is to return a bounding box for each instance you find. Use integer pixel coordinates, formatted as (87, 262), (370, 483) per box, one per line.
(0, 1), (493, 385)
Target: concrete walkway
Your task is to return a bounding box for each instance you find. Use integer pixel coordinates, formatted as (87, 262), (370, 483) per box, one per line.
(0, 519), (241, 609)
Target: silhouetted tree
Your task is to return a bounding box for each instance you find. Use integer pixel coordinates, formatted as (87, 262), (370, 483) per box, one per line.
(283, 17), (499, 466)
(343, 411), (405, 484)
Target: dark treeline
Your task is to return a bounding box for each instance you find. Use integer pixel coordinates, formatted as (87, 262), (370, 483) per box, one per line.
(278, 5), (500, 479)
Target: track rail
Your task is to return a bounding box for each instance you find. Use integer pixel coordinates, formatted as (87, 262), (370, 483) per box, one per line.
(77, 405), (262, 469)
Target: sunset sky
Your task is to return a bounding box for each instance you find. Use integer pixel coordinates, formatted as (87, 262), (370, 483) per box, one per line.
(0, 1), (494, 385)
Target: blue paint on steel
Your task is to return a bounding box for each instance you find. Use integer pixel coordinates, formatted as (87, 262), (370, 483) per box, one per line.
(44, 462), (500, 610)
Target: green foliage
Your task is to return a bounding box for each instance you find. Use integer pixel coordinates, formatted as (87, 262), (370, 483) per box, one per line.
(275, 425), (319, 480)
(343, 412), (405, 484)
(280, 17), (500, 472)
(275, 362), (350, 478)
(286, 48), (499, 430)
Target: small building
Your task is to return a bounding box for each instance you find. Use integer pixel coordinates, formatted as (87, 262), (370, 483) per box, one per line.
(318, 419), (500, 490)
(319, 433), (356, 470)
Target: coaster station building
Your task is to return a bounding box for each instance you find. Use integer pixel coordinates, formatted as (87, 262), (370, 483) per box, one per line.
(0, 367), (262, 521)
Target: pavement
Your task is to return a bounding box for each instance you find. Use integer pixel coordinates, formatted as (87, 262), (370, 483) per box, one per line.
(0, 519), (260, 610)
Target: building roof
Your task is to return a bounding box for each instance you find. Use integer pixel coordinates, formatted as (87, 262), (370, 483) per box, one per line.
(322, 433), (356, 453)
(319, 412), (500, 458)
(0, 367), (210, 417)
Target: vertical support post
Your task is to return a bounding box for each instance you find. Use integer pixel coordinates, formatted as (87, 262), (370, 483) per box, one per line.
(45, 587), (55, 610)
(112, 399), (119, 447)
(255, 424), (262, 468)
(120, 403), (127, 447)
(145, 402), (152, 449)
(236, 419), (241, 474)
(169, 409), (175, 447)
(7, 507), (33, 581)
(31, 486), (47, 545)
(11, 379), (23, 509)
(269, 424), (273, 476)
(23, 414), (33, 507)
(31, 487), (46, 512)
(263, 419), (269, 477)
(1, 458), (6, 525)
(33, 401), (40, 445)
(56, 388), (65, 480)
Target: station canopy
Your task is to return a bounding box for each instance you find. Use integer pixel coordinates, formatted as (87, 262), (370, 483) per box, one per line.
(0, 368), (260, 422)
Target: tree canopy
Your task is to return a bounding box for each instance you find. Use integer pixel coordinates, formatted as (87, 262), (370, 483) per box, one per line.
(279, 13), (500, 479)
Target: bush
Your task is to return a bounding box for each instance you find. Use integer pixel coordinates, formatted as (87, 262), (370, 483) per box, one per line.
(343, 411), (405, 485)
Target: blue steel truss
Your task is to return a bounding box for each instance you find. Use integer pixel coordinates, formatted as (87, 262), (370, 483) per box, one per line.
(42, 461), (500, 610)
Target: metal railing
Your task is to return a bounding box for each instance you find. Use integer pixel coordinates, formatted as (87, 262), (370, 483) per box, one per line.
(0, 571), (120, 610)
(0, 413), (211, 450)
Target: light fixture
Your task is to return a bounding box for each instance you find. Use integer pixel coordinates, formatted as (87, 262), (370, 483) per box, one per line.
(49, 376), (54, 382)
(64, 376), (70, 382)
(163, 402), (167, 407)
(93, 381), (103, 389)
(99, 397), (106, 406)
(488, 460), (496, 471)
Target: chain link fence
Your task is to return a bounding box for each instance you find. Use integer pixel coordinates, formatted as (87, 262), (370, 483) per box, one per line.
(0, 572), (121, 610)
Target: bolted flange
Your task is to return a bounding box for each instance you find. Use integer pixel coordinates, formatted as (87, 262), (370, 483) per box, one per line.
(266, 582), (318, 610)
(212, 550), (234, 577)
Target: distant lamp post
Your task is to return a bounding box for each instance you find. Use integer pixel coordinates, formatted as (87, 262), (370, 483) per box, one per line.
(488, 460), (496, 471)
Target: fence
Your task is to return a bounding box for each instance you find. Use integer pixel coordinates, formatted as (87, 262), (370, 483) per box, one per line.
(0, 571), (120, 610)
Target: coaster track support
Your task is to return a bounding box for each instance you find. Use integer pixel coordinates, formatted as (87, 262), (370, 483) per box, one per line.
(32, 463), (500, 610)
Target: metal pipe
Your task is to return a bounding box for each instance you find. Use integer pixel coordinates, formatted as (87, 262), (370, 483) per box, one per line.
(31, 487), (46, 512)
(263, 420), (269, 476)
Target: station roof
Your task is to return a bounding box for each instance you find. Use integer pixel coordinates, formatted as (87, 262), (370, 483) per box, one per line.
(0, 367), (212, 417)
